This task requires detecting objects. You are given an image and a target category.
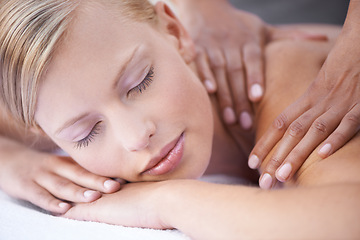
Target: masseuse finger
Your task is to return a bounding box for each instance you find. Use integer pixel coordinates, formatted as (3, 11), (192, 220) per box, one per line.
(224, 47), (253, 130)
(196, 48), (217, 93)
(243, 42), (264, 102)
(208, 48), (236, 125)
(54, 157), (121, 193)
(318, 103), (360, 158)
(36, 172), (102, 203)
(261, 107), (322, 182)
(248, 97), (310, 169)
(276, 106), (345, 182)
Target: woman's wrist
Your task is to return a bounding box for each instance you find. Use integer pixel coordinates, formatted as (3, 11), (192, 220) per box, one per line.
(155, 179), (199, 229)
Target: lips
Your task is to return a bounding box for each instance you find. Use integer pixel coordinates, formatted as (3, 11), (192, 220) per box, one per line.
(142, 133), (185, 176)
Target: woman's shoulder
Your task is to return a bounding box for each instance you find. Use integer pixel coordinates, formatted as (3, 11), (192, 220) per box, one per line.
(255, 24), (360, 188)
(265, 24), (341, 63)
(295, 132), (360, 187)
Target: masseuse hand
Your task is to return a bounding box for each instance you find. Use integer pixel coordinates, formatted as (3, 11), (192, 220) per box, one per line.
(0, 139), (121, 214)
(176, 0), (267, 128)
(250, 11), (360, 189)
(176, 0), (327, 129)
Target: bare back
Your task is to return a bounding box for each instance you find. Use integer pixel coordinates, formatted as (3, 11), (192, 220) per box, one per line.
(256, 24), (360, 187)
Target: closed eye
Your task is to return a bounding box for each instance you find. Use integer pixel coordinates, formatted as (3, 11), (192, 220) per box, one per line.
(75, 122), (101, 149)
(128, 67), (154, 96)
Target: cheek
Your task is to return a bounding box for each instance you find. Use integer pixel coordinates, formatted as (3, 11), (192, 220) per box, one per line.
(53, 143), (116, 177)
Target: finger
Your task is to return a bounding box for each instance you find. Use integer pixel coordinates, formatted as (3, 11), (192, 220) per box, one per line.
(318, 103), (360, 158)
(276, 106), (346, 182)
(224, 48), (253, 130)
(195, 49), (217, 93)
(261, 106), (326, 187)
(36, 172), (102, 203)
(63, 203), (92, 221)
(54, 158), (121, 193)
(249, 97), (310, 169)
(243, 42), (264, 102)
(26, 182), (72, 214)
(208, 48), (236, 124)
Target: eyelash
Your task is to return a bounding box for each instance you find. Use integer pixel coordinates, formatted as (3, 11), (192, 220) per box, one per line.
(75, 123), (101, 149)
(128, 67), (154, 95)
(75, 67), (155, 150)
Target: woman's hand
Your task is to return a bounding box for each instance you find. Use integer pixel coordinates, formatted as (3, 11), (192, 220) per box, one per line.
(0, 138), (121, 214)
(63, 181), (168, 229)
(249, 5), (360, 189)
(175, 0), (268, 128)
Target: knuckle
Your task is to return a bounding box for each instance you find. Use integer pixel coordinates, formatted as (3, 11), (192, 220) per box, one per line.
(272, 113), (288, 131)
(288, 121), (305, 138)
(226, 61), (243, 72)
(245, 50), (261, 63)
(311, 119), (328, 134)
(331, 131), (348, 145)
(30, 189), (51, 206)
(345, 112), (360, 126)
(74, 167), (91, 178)
(268, 156), (283, 169)
(55, 179), (72, 189)
(210, 56), (226, 68)
(244, 44), (261, 60)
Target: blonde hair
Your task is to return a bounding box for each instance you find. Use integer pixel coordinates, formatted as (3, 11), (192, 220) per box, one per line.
(0, 0), (156, 127)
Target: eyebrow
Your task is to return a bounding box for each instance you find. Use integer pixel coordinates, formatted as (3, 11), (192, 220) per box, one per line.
(112, 45), (141, 89)
(55, 45), (140, 136)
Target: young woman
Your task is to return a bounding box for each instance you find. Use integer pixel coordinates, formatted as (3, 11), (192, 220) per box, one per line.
(0, 0), (359, 239)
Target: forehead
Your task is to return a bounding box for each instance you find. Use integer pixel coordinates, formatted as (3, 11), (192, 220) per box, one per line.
(35, 1), (158, 130)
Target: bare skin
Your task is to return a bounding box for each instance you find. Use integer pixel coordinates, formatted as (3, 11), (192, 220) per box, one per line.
(61, 4), (360, 239)
(0, 2), (358, 239)
(0, 104), (121, 213)
(170, 0), (360, 188)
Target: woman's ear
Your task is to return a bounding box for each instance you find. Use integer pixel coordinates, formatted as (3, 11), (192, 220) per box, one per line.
(154, 2), (196, 63)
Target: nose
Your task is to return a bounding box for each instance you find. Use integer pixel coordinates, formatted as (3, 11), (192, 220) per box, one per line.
(124, 120), (155, 152)
(113, 114), (156, 152)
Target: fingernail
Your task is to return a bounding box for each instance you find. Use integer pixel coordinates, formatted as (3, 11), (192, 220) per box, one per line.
(259, 173), (272, 189)
(84, 190), (97, 199)
(204, 79), (215, 92)
(59, 202), (70, 209)
(240, 111), (253, 130)
(223, 107), (236, 124)
(277, 163), (292, 181)
(251, 84), (263, 100)
(104, 180), (119, 190)
(248, 154), (260, 169)
(319, 143), (332, 156)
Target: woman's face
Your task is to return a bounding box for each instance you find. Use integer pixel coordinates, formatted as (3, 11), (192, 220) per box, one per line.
(35, 2), (213, 182)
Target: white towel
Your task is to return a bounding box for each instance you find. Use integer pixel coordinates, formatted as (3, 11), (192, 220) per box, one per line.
(0, 190), (190, 240)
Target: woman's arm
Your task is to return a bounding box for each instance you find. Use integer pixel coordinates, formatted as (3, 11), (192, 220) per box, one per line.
(162, 180), (360, 240)
(64, 179), (360, 239)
